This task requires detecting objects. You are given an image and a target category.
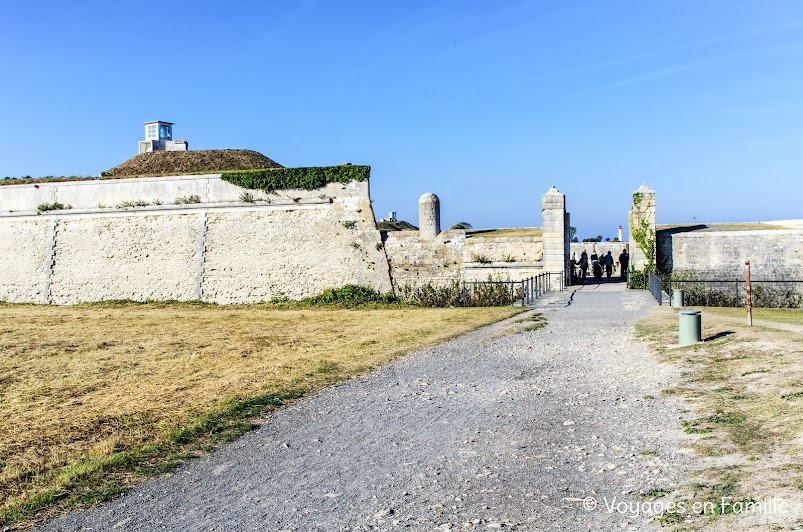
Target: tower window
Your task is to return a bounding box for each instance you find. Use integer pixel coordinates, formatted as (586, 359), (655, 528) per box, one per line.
(146, 124), (157, 139)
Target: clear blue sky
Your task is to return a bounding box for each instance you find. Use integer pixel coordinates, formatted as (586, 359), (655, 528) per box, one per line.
(2, 1), (802, 239)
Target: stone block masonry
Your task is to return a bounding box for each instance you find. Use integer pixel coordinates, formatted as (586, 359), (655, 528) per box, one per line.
(383, 187), (566, 290)
(0, 219), (51, 303)
(49, 214), (200, 304)
(0, 178), (391, 304)
(658, 228), (803, 280)
(629, 184), (655, 271)
(0, 175), (570, 304)
(541, 186), (568, 289)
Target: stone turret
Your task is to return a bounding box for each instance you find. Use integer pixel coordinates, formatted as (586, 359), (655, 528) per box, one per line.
(418, 193), (441, 239)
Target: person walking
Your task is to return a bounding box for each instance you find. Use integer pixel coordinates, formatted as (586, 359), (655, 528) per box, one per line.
(604, 251), (614, 280)
(619, 248), (629, 281)
(579, 251), (588, 283)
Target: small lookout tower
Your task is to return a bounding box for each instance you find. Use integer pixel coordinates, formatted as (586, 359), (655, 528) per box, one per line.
(139, 121), (189, 154)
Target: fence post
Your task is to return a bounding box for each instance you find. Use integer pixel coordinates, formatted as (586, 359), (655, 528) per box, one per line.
(745, 261), (752, 326)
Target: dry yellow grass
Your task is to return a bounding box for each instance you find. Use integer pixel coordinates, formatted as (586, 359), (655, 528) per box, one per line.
(0, 303), (520, 527)
(636, 307), (803, 527)
(703, 306), (803, 327)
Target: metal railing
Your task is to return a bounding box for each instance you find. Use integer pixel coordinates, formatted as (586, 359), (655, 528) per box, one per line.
(520, 272), (564, 307)
(398, 275), (566, 307)
(648, 271), (663, 305)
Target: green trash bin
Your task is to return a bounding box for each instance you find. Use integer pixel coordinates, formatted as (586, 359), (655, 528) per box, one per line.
(672, 289), (684, 307)
(679, 309), (702, 346)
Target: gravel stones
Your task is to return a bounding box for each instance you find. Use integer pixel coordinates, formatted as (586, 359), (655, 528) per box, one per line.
(42, 283), (691, 531)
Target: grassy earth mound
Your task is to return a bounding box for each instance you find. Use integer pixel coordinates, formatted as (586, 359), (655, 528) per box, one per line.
(101, 149), (282, 177)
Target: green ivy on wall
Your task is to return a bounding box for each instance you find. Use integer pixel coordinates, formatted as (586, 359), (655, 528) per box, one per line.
(630, 191), (656, 272)
(220, 165), (370, 193)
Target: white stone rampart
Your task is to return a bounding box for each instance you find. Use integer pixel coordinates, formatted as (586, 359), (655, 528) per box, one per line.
(0, 173), (282, 214)
(384, 230), (548, 288)
(50, 213), (200, 304)
(0, 218), (51, 302)
(0, 178), (392, 304)
(465, 237), (543, 264)
(383, 230), (464, 289)
(657, 228), (803, 280)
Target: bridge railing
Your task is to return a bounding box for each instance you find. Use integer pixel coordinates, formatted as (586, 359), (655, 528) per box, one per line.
(519, 272), (564, 307)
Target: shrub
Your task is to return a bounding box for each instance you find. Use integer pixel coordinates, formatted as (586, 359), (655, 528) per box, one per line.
(220, 165), (370, 193)
(450, 221), (472, 230)
(302, 285), (398, 306)
(342, 220), (358, 230)
(174, 195), (201, 205)
(239, 192), (255, 203)
(471, 253), (491, 264)
(116, 200), (150, 208)
(36, 202), (70, 213)
(628, 270), (647, 290)
(397, 279), (521, 307)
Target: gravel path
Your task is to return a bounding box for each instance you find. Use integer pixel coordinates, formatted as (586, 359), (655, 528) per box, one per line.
(42, 282), (693, 531)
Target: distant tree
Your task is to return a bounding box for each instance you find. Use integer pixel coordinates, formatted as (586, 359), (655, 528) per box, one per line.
(570, 226), (578, 243)
(605, 237), (611, 242)
(450, 221), (472, 230)
(582, 235), (603, 243)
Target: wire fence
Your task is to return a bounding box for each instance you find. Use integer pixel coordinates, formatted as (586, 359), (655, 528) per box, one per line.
(628, 274), (803, 308)
(519, 272), (564, 307)
(667, 279), (803, 308)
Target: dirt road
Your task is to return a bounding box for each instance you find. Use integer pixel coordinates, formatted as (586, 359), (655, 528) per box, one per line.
(43, 283), (691, 531)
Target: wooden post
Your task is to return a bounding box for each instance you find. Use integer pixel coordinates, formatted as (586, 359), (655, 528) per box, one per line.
(745, 260), (752, 326)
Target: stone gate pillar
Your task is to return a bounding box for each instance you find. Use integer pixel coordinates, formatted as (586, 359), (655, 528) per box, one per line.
(542, 186), (568, 289)
(628, 183), (656, 271)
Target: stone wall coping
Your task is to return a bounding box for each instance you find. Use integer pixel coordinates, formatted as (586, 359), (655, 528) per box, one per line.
(659, 229), (803, 238)
(0, 198), (333, 220)
(463, 261), (544, 269)
(465, 236), (544, 243)
(0, 173), (225, 190)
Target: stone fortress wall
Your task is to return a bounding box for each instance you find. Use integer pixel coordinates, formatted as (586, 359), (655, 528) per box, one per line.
(5, 169), (797, 305)
(627, 185), (803, 281)
(382, 187), (568, 291)
(657, 226), (803, 280)
(0, 176), (392, 304)
(0, 173), (569, 305)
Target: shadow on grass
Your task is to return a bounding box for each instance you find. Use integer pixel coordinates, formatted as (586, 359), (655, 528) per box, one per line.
(705, 331), (735, 342)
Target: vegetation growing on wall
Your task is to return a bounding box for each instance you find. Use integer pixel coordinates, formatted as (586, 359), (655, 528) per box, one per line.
(36, 202), (71, 213)
(220, 165), (370, 193)
(630, 191), (656, 272)
(3, 176), (95, 186)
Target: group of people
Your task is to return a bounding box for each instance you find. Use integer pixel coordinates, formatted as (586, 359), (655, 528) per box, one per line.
(571, 248), (630, 284)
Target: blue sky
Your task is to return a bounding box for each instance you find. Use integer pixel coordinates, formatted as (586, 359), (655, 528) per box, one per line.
(1, 1), (801, 239)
